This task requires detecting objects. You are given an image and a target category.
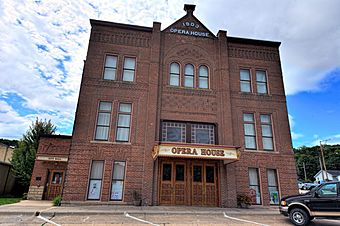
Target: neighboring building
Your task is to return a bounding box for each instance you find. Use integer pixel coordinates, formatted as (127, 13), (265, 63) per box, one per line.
(28, 135), (71, 200)
(314, 170), (340, 183)
(0, 143), (14, 163)
(0, 143), (16, 195)
(28, 4), (298, 206)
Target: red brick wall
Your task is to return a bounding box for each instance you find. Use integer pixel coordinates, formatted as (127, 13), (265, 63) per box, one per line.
(60, 10), (298, 206)
(29, 136), (71, 199)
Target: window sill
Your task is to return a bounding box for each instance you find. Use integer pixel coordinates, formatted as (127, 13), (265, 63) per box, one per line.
(244, 149), (278, 154)
(239, 92), (271, 96)
(167, 85), (212, 91)
(90, 140), (132, 145)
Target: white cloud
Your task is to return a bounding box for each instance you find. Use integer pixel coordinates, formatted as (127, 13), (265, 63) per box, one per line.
(0, 0), (339, 139)
(288, 114), (303, 140)
(197, 0), (340, 95)
(310, 134), (340, 146)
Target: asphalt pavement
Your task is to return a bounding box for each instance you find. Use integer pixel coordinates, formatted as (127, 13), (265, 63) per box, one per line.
(0, 200), (339, 225)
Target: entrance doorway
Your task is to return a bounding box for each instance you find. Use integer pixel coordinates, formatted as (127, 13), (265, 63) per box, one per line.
(159, 159), (218, 206)
(45, 170), (64, 200)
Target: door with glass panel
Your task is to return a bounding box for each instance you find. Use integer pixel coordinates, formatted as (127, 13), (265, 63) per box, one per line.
(191, 162), (217, 206)
(46, 170), (64, 200)
(159, 161), (186, 205)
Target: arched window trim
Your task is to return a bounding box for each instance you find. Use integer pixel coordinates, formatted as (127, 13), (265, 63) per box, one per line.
(184, 63), (195, 88)
(169, 62), (180, 86)
(198, 64), (209, 89)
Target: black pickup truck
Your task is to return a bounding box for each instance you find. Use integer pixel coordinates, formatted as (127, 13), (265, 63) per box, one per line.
(279, 181), (340, 226)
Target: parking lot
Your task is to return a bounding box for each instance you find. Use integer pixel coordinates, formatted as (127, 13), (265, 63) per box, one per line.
(0, 201), (339, 225)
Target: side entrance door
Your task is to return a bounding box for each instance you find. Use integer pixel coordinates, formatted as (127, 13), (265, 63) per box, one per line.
(45, 170), (65, 200)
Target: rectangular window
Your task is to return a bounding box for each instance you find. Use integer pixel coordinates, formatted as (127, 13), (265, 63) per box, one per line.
(256, 70), (268, 94)
(248, 168), (261, 204)
(95, 101), (112, 140)
(122, 57), (136, 82)
(267, 169), (279, 205)
(87, 160), (104, 200)
(103, 55), (117, 80)
(191, 124), (215, 144)
(243, 113), (256, 149)
(240, 69), (251, 92)
(116, 103), (132, 142)
(161, 122), (186, 143)
(110, 161), (126, 201)
(261, 114), (274, 150)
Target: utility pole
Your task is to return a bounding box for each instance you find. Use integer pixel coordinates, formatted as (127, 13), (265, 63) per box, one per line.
(303, 162), (307, 181)
(320, 140), (329, 181)
(319, 157), (324, 181)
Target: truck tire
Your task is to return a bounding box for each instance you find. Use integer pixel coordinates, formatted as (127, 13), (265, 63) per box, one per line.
(289, 208), (310, 226)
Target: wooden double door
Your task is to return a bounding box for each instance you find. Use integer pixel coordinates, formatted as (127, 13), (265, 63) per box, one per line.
(159, 159), (219, 206)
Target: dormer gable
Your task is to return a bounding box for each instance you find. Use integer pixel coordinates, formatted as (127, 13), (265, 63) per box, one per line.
(163, 4), (216, 39)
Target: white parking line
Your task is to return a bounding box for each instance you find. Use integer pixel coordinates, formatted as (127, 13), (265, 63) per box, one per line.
(223, 212), (270, 226)
(124, 211), (160, 226)
(35, 212), (61, 226)
(83, 216), (90, 222)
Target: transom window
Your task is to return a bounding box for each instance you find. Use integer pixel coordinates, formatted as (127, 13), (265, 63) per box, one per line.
(256, 70), (268, 94)
(122, 57), (136, 82)
(162, 121), (215, 144)
(170, 63), (180, 86)
(103, 55), (117, 80)
(240, 69), (251, 92)
(243, 113), (256, 149)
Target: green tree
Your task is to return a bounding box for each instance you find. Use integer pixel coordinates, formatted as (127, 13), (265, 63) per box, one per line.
(11, 118), (56, 190)
(294, 144), (340, 182)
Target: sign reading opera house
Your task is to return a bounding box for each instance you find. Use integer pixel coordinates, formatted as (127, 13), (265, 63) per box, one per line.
(28, 4), (298, 207)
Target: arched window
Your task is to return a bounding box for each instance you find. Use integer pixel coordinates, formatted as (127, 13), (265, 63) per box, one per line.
(169, 63), (180, 86)
(199, 65), (209, 88)
(184, 64), (194, 87)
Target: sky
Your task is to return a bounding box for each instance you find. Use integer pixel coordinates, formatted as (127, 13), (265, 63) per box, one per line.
(0, 0), (339, 148)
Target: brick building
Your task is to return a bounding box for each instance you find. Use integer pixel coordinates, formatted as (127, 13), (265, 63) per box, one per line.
(28, 4), (298, 207)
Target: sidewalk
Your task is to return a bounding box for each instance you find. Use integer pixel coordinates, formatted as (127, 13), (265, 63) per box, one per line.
(0, 200), (279, 216)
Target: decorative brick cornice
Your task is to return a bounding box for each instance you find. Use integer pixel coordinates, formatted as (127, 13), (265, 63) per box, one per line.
(228, 46), (279, 61)
(91, 32), (150, 48)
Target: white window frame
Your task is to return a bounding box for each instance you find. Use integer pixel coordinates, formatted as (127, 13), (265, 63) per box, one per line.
(103, 55), (118, 80)
(115, 103), (132, 142)
(240, 69), (251, 93)
(256, 70), (268, 94)
(122, 57), (136, 82)
(170, 62), (180, 86)
(184, 64), (194, 88)
(198, 65), (209, 89)
(243, 113), (257, 150)
(95, 101), (112, 141)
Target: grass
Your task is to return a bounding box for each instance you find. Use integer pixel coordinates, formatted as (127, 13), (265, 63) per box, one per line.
(0, 198), (21, 205)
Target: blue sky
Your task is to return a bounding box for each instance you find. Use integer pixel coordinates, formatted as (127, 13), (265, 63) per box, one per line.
(0, 0), (339, 148)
